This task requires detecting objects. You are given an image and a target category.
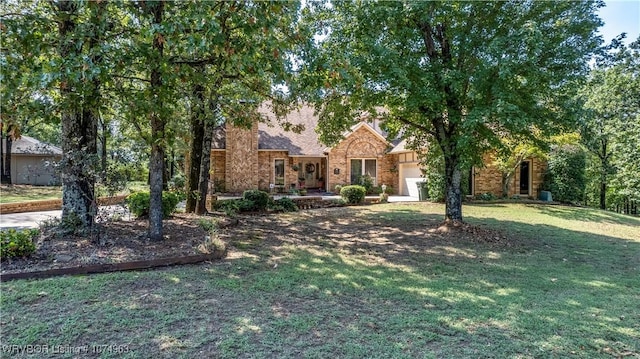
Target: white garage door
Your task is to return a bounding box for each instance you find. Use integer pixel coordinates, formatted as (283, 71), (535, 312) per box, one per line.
(400, 163), (423, 197)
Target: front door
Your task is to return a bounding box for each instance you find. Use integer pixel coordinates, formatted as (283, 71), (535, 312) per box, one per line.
(519, 161), (530, 195)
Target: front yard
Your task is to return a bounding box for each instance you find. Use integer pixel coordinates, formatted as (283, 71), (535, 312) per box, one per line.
(1, 203), (639, 358)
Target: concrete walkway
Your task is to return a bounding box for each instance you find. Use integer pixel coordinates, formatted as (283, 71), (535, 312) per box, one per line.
(0, 205), (131, 230)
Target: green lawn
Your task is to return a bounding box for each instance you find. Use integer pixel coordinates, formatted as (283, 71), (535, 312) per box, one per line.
(0, 182), (149, 204)
(1, 203), (639, 358)
(0, 185), (62, 204)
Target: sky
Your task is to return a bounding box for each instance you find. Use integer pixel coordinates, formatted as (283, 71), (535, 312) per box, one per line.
(597, 0), (640, 45)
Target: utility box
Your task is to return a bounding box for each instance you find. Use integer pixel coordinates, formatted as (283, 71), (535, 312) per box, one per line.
(539, 191), (553, 202)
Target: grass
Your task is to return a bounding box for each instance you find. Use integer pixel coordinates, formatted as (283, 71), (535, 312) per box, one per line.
(0, 181), (149, 204)
(0, 185), (62, 204)
(1, 203), (639, 358)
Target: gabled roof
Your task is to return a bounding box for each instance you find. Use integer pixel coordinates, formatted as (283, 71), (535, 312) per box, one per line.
(211, 104), (400, 155)
(1, 135), (62, 155)
(257, 105), (326, 156)
(389, 139), (412, 154)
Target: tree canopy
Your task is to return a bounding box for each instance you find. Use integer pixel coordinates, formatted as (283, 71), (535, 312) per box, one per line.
(298, 1), (602, 221)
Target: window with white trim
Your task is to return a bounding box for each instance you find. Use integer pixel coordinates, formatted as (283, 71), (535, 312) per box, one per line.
(350, 159), (377, 185)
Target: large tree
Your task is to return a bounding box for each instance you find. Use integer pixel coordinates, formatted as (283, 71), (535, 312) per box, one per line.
(581, 36), (640, 210)
(299, 1), (601, 222)
(2, 0), (115, 230)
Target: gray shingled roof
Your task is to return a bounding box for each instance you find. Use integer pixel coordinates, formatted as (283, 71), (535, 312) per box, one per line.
(257, 105), (326, 156)
(211, 104), (401, 155)
(1, 136), (62, 155)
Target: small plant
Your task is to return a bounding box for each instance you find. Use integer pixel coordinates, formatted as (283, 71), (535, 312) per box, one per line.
(0, 228), (38, 259)
(198, 223), (227, 255)
(242, 189), (270, 211)
(475, 192), (497, 201)
(359, 174), (375, 194)
(213, 199), (241, 216)
(198, 218), (220, 232)
(270, 197), (298, 212)
(334, 184), (343, 194)
(125, 191), (181, 218)
(299, 188), (307, 196)
(340, 185), (367, 204)
(379, 192), (389, 203)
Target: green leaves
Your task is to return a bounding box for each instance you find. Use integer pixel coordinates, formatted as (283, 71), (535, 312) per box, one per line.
(298, 1), (603, 220)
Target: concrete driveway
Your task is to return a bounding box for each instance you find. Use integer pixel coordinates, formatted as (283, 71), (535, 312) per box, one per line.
(0, 205), (131, 230)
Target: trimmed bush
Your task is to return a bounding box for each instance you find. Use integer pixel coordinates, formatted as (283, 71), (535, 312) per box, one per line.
(1, 228), (38, 259)
(340, 185), (366, 204)
(126, 191), (181, 218)
(270, 197), (298, 212)
(242, 189), (270, 211)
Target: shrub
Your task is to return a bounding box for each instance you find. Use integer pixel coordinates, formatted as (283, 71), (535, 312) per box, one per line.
(270, 197), (298, 212)
(213, 199), (241, 216)
(1, 228), (38, 259)
(475, 192), (497, 201)
(359, 175), (374, 194)
(544, 144), (586, 203)
(242, 189), (270, 211)
(237, 199), (257, 212)
(212, 198), (257, 215)
(126, 191), (181, 218)
(340, 185), (366, 204)
(334, 184), (343, 194)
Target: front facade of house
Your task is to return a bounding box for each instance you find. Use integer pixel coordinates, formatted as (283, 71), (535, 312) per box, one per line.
(210, 106), (400, 194)
(209, 105), (545, 198)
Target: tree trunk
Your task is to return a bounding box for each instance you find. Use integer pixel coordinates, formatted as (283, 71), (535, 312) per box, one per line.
(148, 0), (166, 241)
(0, 132), (4, 184)
(185, 83), (205, 213)
(444, 154), (463, 223)
(57, 1), (98, 231)
(599, 141), (608, 210)
(100, 116), (108, 181)
(501, 172), (513, 198)
(3, 134), (13, 185)
(195, 106), (215, 215)
(599, 181), (606, 210)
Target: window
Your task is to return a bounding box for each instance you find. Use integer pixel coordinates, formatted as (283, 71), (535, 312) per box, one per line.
(350, 159), (376, 185)
(274, 159), (285, 186)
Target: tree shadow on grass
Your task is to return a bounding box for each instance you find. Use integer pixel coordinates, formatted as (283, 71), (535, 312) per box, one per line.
(209, 207), (640, 357)
(530, 204), (640, 226)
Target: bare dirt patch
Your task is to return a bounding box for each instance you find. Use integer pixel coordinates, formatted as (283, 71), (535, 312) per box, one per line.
(1, 204), (511, 277)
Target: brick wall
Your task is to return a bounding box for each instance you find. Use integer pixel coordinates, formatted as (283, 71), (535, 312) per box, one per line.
(210, 150), (226, 192)
(473, 152), (547, 198)
(327, 125), (396, 193)
(224, 123), (259, 193)
(257, 151), (290, 191)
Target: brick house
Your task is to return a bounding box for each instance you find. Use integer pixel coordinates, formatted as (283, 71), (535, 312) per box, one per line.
(209, 105), (545, 198)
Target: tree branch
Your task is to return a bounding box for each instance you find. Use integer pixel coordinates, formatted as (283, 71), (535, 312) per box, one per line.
(112, 75), (151, 83)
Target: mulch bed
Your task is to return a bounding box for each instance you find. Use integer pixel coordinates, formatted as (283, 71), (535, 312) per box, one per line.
(1, 213), (222, 279)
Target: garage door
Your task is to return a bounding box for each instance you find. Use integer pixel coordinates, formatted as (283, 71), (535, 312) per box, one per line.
(399, 163), (422, 197)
